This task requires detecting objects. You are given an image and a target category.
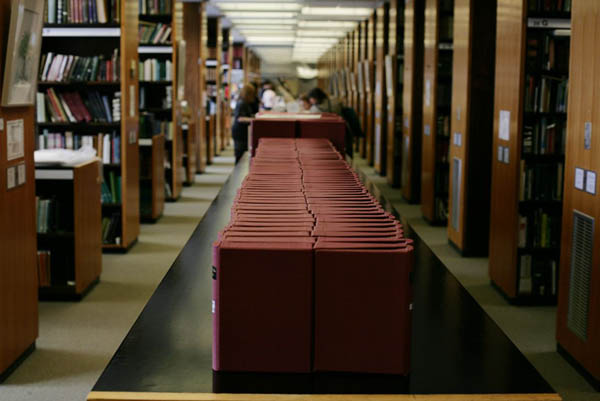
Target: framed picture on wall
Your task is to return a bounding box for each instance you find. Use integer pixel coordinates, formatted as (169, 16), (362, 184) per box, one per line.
(1, 0), (44, 107)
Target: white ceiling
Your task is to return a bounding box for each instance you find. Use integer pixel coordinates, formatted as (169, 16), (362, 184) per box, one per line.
(207, 0), (380, 76)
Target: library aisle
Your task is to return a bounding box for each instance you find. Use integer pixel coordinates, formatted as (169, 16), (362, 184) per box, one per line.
(351, 155), (600, 401)
(0, 152), (235, 401)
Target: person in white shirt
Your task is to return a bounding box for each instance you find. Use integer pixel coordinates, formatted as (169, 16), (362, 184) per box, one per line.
(261, 81), (276, 110)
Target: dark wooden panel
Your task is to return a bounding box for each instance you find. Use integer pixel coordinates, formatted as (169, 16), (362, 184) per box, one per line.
(374, 3), (389, 174)
(152, 134), (165, 219)
(489, 0), (527, 299)
(556, 0), (600, 384)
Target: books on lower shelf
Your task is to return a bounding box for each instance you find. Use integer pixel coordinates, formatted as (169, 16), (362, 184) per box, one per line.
(206, 67), (217, 81)
(139, 59), (172, 81)
(523, 118), (566, 155)
(524, 74), (568, 113)
(37, 130), (120, 164)
(37, 197), (60, 234)
(518, 210), (560, 249)
(37, 250), (52, 288)
(40, 50), (120, 83)
(139, 85), (172, 109)
(519, 161), (564, 201)
(140, 113), (173, 139)
(45, 0), (120, 24)
(518, 254), (557, 297)
(102, 213), (121, 245)
(102, 171), (122, 203)
(139, 0), (172, 15)
(37, 89), (120, 124)
(139, 21), (172, 44)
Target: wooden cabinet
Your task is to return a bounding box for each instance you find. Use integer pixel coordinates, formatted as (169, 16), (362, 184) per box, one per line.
(401, 0), (425, 203)
(36, 160), (102, 299)
(446, 0), (496, 255)
(556, 0), (600, 388)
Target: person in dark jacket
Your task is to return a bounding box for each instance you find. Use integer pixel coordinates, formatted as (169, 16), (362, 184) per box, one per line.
(232, 84), (257, 163)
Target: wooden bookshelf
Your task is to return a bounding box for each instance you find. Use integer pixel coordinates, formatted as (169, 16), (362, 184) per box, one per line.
(0, 0), (39, 379)
(489, 0), (570, 304)
(206, 16), (221, 160)
(365, 11), (377, 165)
(556, 0), (600, 388)
(385, 0), (405, 187)
(139, 0), (182, 202)
(38, 0), (140, 252)
(446, 0), (496, 255)
(350, 30), (358, 115)
(139, 135), (164, 221)
(196, 2), (207, 173)
(374, 2), (389, 175)
(420, 0), (454, 224)
(358, 20), (368, 158)
(36, 160), (102, 299)
(220, 27), (232, 153)
(401, 0), (425, 203)
(181, 1), (204, 184)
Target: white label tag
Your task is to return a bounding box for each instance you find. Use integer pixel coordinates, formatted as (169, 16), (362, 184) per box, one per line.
(17, 163), (26, 185)
(585, 122), (592, 150)
(499, 110), (510, 141)
(425, 79), (431, 107)
(498, 145), (504, 162)
(424, 124), (430, 136)
(129, 84), (135, 117)
(575, 167), (585, 190)
(6, 119), (24, 161)
(6, 166), (16, 189)
(503, 147), (510, 164)
(453, 132), (462, 147)
(586, 170), (596, 195)
(212, 300), (216, 314)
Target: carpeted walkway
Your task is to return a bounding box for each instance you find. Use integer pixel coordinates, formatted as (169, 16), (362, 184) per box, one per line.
(0, 151), (235, 401)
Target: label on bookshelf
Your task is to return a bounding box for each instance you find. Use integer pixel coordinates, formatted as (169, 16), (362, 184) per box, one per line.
(139, 138), (152, 146)
(129, 130), (137, 145)
(425, 79), (431, 107)
(503, 147), (510, 164)
(0, 118), (3, 130)
(17, 163), (26, 186)
(35, 169), (74, 180)
(499, 110), (510, 141)
(527, 18), (571, 29)
(575, 167), (585, 190)
(424, 124), (431, 136)
(453, 132), (462, 147)
(584, 122), (592, 150)
(43, 27), (121, 37)
(456, 106), (461, 121)
(130, 85), (136, 117)
(497, 145), (504, 163)
(6, 119), (24, 161)
(586, 170), (596, 195)
(6, 166), (16, 189)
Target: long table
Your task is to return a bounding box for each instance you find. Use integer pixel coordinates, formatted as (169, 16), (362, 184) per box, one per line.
(89, 154), (558, 400)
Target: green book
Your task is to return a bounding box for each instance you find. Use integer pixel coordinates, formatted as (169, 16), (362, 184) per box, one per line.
(109, 171), (117, 203)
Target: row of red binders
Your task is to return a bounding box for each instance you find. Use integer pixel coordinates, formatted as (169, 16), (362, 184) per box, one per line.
(212, 138), (414, 375)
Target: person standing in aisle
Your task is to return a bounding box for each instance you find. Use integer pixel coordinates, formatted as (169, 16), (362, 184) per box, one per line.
(261, 81), (277, 111)
(232, 84), (257, 163)
(307, 87), (343, 115)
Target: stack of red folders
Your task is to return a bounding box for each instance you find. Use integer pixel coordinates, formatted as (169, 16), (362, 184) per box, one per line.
(212, 138), (414, 375)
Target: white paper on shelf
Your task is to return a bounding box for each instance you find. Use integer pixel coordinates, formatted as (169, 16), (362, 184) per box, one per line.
(499, 110), (510, 141)
(586, 170), (596, 195)
(575, 167), (585, 190)
(103, 134), (111, 164)
(34, 146), (97, 166)
(6, 119), (24, 161)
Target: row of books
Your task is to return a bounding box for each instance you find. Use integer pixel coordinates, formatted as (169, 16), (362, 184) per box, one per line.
(523, 118), (566, 155)
(524, 75), (568, 113)
(102, 213), (121, 244)
(436, 114), (451, 139)
(527, 0), (571, 13)
(139, 21), (172, 44)
(37, 90), (120, 124)
(37, 250), (52, 288)
(38, 130), (91, 150)
(518, 210), (560, 249)
(139, 59), (173, 82)
(527, 35), (569, 74)
(139, 0), (172, 15)
(518, 254), (557, 297)
(37, 198), (61, 234)
(102, 171), (122, 204)
(519, 161), (564, 201)
(40, 51), (120, 83)
(45, 0), (120, 24)
(140, 113), (173, 139)
(437, 82), (452, 108)
(139, 86), (172, 109)
(206, 67), (218, 82)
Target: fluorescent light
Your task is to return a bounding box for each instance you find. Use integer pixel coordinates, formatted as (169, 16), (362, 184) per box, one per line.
(296, 30), (346, 38)
(295, 37), (338, 44)
(230, 18), (297, 25)
(225, 11), (296, 19)
(297, 65), (318, 79)
(239, 29), (295, 36)
(218, 3), (300, 11)
(298, 20), (357, 29)
(301, 7), (372, 17)
(235, 25), (295, 31)
(245, 36), (295, 44)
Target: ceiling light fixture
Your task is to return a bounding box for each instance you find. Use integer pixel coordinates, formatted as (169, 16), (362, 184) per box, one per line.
(225, 11), (296, 19)
(217, 3), (301, 11)
(300, 7), (372, 17)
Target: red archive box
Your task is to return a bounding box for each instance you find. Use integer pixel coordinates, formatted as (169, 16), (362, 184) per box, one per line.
(212, 240), (314, 372)
(313, 241), (414, 375)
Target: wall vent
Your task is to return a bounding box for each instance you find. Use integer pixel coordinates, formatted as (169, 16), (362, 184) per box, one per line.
(567, 210), (595, 341)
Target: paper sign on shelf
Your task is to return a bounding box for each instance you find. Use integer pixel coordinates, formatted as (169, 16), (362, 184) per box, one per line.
(499, 110), (510, 141)
(575, 168), (585, 190)
(17, 163), (26, 186)
(425, 79), (431, 107)
(6, 119), (24, 161)
(6, 166), (16, 189)
(585, 122), (592, 150)
(586, 170), (596, 195)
